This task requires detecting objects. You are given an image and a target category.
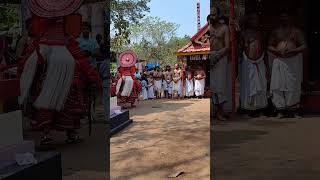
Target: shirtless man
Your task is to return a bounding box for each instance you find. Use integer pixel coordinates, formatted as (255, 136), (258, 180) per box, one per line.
(184, 66), (194, 98)
(240, 12), (269, 117)
(153, 66), (163, 99)
(268, 10), (306, 118)
(172, 63), (182, 99)
(194, 66), (206, 99)
(163, 65), (173, 98)
(208, 7), (231, 120)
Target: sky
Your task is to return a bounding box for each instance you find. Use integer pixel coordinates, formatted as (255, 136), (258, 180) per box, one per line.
(148, 0), (210, 37)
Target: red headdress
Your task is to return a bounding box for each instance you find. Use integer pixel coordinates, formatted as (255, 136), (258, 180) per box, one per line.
(27, 0), (83, 18)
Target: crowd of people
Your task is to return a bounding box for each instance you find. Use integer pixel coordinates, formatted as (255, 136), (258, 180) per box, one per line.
(209, 7), (306, 120)
(111, 63), (208, 107)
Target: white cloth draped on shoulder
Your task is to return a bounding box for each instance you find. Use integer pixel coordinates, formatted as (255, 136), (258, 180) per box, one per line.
(194, 78), (205, 97)
(185, 79), (194, 97)
(240, 52), (268, 110)
(270, 53), (303, 109)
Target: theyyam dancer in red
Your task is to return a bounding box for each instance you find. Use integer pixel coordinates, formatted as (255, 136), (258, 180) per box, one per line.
(18, 0), (99, 146)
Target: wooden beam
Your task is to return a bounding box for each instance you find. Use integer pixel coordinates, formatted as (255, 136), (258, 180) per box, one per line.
(176, 51), (210, 56)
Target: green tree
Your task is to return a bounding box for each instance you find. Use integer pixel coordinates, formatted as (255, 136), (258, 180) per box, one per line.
(128, 16), (186, 65)
(0, 4), (19, 31)
(110, 0), (150, 52)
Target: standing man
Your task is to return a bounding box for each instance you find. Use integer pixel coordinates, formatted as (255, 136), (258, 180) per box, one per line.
(153, 66), (163, 99)
(163, 65), (173, 98)
(194, 65), (206, 99)
(77, 22), (100, 70)
(172, 63), (182, 99)
(209, 7), (231, 120)
(268, 9), (306, 118)
(185, 66), (194, 98)
(239, 12), (269, 117)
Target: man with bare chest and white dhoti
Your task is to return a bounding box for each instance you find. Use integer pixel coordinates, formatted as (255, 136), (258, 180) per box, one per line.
(172, 64), (182, 99)
(163, 65), (173, 98)
(209, 7), (231, 120)
(153, 66), (163, 99)
(240, 13), (270, 117)
(194, 66), (206, 99)
(268, 10), (306, 118)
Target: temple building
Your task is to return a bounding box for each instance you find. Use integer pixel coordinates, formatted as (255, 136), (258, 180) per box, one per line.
(176, 23), (210, 93)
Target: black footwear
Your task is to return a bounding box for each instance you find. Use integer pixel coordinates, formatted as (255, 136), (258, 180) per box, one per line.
(66, 135), (82, 144)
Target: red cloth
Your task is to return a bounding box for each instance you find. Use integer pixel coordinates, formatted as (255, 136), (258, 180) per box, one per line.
(117, 68), (142, 104)
(22, 37), (99, 132)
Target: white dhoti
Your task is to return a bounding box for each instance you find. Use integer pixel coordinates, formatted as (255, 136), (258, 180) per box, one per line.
(185, 79), (194, 97)
(154, 80), (163, 92)
(270, 54), (303, 109)
(211, 53), (231, 108)
(19, 45), (75, 111)
(116, 76), (134, 97)
(142, 88), (148, 100)
(240, 53), (268, 110)
(163, 80), (173, 94)
(194, 79), (205, 97)
(172, 79), (181, 95)
(148, 86), (155, 99)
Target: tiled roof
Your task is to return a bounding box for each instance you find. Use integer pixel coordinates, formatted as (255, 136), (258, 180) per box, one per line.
(177, 23), (209, 54)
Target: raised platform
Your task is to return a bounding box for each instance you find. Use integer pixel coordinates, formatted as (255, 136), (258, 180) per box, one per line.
(0, 141), (35, 169)
(110, 110), (133, 136)
(0, 152), (62, 180)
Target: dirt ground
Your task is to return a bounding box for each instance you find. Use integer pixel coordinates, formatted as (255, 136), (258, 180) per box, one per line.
(213, 114), (320, 180)
(110, 99), (210, 180)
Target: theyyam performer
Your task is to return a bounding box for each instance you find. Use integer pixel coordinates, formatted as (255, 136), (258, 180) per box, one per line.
(116, 50), (142, 107)
(240, 12), (269, 117)
(268, 10), (305, 118)
(18, 0), (100, 145)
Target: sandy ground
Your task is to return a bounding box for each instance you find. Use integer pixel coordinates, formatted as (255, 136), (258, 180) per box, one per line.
(110, 99), (210, 180)
(213, 115), (320, 180)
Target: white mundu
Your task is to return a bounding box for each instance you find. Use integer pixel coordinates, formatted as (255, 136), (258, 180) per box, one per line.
(194, 78), (205, 96)
(240, 52), (268, 110)
(172, 79), (181, 95)
(211, 51), (229, 105)
(154, 80), (163, 91)
(185, 79), (194, 97)
(270, 53), (303, 109)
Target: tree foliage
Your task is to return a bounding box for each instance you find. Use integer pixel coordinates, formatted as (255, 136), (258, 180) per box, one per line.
(0, 4), (19, 31)
(110, 0), (150, 50)
(127, 16), (190, 66)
